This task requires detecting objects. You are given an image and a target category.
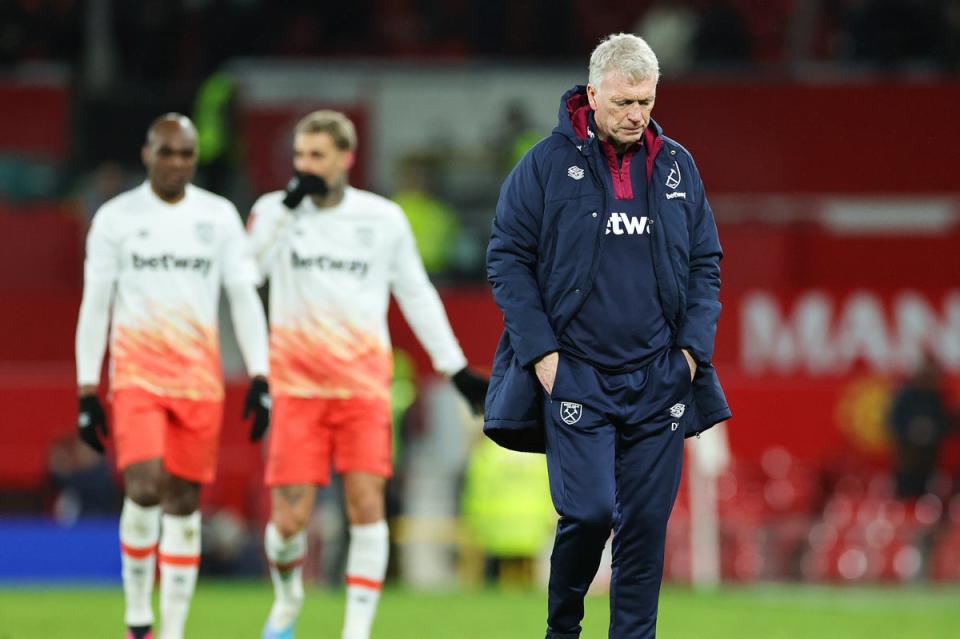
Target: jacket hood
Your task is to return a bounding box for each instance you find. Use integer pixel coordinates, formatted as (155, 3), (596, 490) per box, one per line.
(553, 85), (665, 182)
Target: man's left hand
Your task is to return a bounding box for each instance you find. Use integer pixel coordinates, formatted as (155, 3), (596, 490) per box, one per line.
(681, 349), (697, 381)
(452, 368), (489, 415)
(77, 394), (109, 454)
(243, 377), (271, 442)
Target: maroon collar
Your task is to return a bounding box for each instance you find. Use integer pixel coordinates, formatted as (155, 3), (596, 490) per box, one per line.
(565, 91), (665, 190)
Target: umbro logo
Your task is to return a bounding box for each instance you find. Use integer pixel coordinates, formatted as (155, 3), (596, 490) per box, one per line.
(355, 226), (374, 247)
(567, 166), (584, 180)
(669, 403), (686, 418)
(560, 402), (582, 425)
(195, 222), (215, 244)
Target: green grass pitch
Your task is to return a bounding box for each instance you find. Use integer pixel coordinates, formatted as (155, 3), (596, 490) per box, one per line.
(1, 582), (958, 638)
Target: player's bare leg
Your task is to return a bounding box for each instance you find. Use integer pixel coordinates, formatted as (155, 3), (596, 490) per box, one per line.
(121, 459), (164, 639)
(341, 472), (389, 639)
(157, 472), (201, 639)
(263, 484), (316, 639)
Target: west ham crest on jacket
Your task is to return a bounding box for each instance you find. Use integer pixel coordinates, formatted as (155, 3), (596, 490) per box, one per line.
(665, 160), (681, 189)
(560, 401), (583, 425)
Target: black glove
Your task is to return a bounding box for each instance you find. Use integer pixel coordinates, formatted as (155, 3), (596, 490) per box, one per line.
(452, 368), (489, 415)
(282, 171), (329, 208)
(77, 394), (109, 454)
(243, 377), (271, 442)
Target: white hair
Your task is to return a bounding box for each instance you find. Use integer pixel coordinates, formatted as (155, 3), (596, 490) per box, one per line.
(588, 33), (660, 94)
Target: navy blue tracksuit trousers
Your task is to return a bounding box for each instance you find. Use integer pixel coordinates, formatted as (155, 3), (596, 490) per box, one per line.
(543, 347), (692, 639)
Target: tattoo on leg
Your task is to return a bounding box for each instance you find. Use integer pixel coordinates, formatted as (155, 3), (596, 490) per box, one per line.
(278, 485), (307, 506)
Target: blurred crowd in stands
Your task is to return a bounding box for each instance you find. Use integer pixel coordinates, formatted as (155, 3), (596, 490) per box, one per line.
(3, 0), (960, 85)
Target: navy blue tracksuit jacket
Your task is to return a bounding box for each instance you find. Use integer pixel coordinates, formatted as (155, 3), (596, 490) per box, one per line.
(484, 85), (732, 639)
(484, 86), (731, 452)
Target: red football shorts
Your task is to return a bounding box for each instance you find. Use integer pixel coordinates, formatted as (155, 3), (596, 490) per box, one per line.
(111, 388), (224, 484)
(265, 395), (392, 487)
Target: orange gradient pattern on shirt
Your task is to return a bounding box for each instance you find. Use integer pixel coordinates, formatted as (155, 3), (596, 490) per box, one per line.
(270, 314), (391, 401)
(112, 308), (222, 400)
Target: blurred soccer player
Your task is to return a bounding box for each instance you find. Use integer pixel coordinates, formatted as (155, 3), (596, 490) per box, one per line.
(74, 114), (271, 639)
(248, 110), (487, 639)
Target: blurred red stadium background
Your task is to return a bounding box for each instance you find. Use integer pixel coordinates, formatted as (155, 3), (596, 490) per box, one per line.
(3, 76), (960, 583)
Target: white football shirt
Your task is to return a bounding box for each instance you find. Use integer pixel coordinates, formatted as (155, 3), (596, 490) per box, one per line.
(78, 182), (261, 399)
(248, 186), (467, 400)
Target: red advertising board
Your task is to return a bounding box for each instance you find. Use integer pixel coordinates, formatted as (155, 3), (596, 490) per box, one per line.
(0, 81), (68, 157)
(389, 212), (960, 471)
(3, 200), (960, 489)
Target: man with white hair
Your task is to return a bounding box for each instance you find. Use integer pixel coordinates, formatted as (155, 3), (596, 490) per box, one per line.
(484, 33), (731, 638)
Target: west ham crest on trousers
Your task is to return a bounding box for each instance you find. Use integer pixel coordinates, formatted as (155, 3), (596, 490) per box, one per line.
(560, 401), (583, 425)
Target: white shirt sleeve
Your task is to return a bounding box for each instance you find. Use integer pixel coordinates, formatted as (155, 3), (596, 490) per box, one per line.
(246, 197), (293, 283)
(220, 206), (269, 377)
(224, 282), (270, 378)
(75, 213), (117, 386)
(389, 212), (467, 376)
(220, 204), (261, 288)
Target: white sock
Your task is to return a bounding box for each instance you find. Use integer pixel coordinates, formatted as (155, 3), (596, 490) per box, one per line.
(264, 522), (307, 630)
(158, 511), (201, 639)
(342, 520), (389, 639)
(120, 498), (162, 627)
